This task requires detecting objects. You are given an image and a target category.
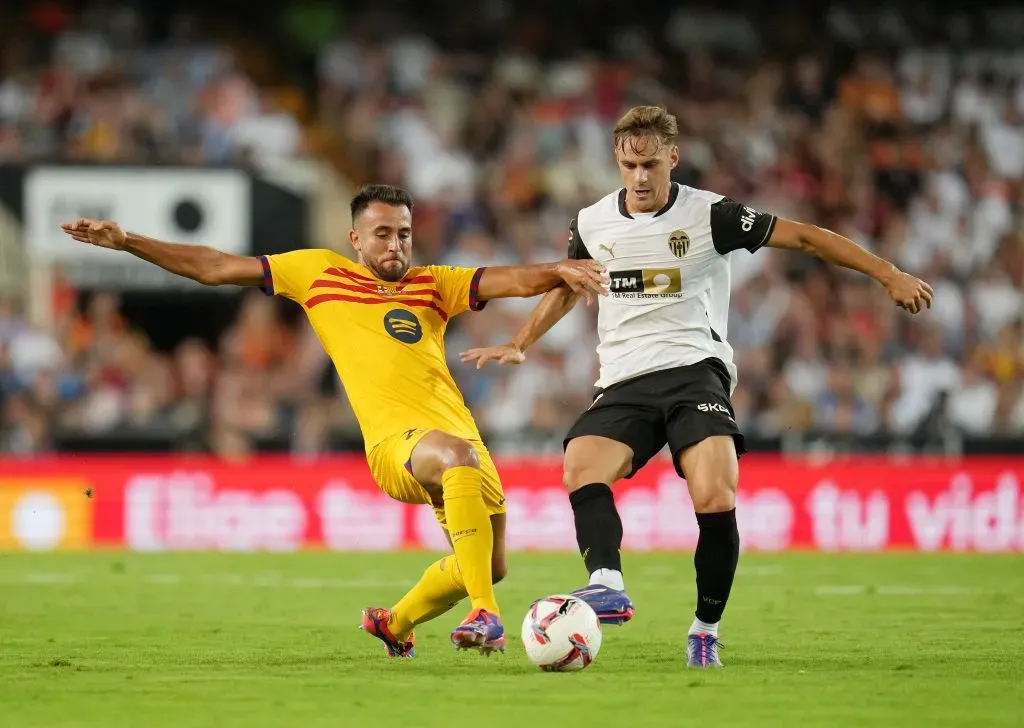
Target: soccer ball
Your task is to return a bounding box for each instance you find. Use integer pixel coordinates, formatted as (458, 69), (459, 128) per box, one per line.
(521, 594), (603, 672)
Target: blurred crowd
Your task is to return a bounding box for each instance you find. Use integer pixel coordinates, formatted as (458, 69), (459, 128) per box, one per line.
(0, 1), (307, 167)
(2, 2), (1023, 456)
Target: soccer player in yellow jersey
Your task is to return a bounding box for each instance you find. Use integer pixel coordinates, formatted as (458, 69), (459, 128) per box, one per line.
(61, 184), (608, 657)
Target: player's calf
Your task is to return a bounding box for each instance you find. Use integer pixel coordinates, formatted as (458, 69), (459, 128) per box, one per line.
(412, 432), (503, 641)
(690, 509), (738, 630)
(491, 555), (507, 584)
(678, 436), (740, 641)
(563, 436), (636, 623)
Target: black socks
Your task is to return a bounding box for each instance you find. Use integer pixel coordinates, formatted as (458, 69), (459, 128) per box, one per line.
(694, 508), (740, 623)
(569, 483), (623, 574)
(569, 483), (739, 621)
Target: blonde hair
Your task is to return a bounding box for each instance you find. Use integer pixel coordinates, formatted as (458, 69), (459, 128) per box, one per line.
(613, 106), (678, 153)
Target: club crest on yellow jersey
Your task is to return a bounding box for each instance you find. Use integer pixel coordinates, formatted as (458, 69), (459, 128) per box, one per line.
(384, 309), (423, 343)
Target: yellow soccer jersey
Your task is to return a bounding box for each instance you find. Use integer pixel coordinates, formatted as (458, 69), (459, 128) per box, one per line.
(257, 249), (487, 451)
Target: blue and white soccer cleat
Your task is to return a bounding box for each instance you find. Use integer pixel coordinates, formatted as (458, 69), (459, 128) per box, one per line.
(570, 585), (636, 625)
(450, 608), (506, 655)
(687, 633), (723, 668)
(360, 607), (416, 658)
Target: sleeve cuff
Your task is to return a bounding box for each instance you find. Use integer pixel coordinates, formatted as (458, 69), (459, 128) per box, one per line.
(469, 267), (487, 311)
(748, 215), (778, 253)
(258, 255), (274, 295)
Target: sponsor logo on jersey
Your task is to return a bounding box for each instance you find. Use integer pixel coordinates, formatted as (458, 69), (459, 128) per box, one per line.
(667, 229), (689, 258)
(598, 242), (618, 258)
(377, 284), (397, 297)
(608, 268), (682, 298)
(740, 206), (758, 232)
(383, 308), (423, 343)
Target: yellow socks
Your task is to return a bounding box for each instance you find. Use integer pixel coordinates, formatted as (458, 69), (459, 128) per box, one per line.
(440, 466), (499, 615)
(388, 555), (466, 640)
(387, 466), (498, 639)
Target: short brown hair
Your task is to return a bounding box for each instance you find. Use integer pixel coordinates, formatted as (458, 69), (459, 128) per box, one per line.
(613, 106), (678, 152)
(350, 184), (414, 221)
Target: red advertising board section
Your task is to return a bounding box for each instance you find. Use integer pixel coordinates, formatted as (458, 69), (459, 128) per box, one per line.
(1, 455), (1022, 552)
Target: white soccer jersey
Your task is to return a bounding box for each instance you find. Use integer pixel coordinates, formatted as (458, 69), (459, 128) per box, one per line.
(569, 183), (777, 393)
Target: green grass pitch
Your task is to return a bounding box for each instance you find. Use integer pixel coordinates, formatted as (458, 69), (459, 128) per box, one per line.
(1, 552), (1022, 727)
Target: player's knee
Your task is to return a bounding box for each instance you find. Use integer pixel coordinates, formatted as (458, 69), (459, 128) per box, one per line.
(563, 456), (605, 492)
(562, 461), (617, 493)
(491, 557), (507, 584)
(563, 438), (632, 492)
(437, 438), (480, 472)
(689, 473), (738, 513)
(562, 463), (587, 492)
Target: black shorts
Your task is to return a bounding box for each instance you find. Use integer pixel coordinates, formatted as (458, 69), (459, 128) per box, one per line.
(563, 357), (745, 479)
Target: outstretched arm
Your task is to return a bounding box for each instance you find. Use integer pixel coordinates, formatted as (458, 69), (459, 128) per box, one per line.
(61, 219), (263, 287)
(510, 284), (580, 351)
(767, 219), (933, 313)
(460, 284), (580, 369)
(476, 260), (607, 305)
(710, 199), (934, 314)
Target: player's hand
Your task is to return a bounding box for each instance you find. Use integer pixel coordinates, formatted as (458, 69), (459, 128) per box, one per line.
(459, 343), (526, 370)
(60, 219), (127, 251)
(883, 269), (933, 314)
(555, 259), (609, 306)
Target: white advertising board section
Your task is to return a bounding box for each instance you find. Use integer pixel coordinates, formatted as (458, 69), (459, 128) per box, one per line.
(24, 166), (250, 263)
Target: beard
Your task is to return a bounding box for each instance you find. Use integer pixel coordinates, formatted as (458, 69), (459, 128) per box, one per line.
(371, 258), (407, 282)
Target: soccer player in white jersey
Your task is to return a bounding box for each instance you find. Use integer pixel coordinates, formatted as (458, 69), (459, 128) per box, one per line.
(462, 106), (934, 667)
